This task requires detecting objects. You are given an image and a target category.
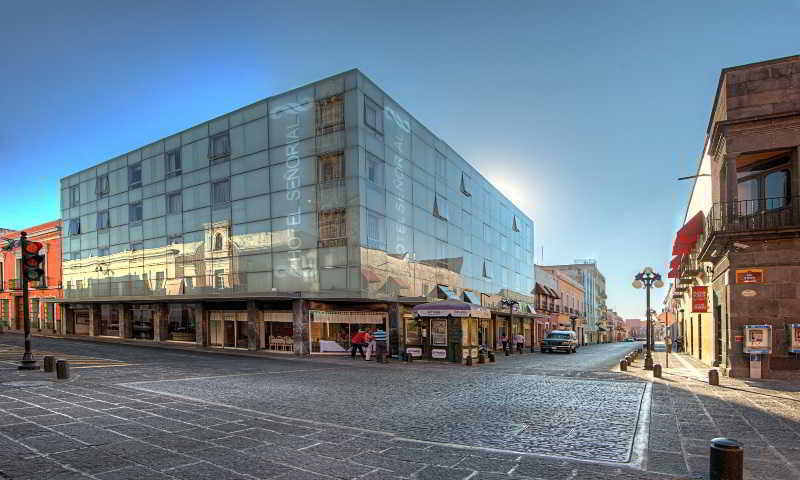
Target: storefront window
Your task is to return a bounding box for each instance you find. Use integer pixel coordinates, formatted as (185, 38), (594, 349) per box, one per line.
(264, 311), (293, 352)
(168, 304), (196, 342)
(30, 299), (40, 329)
(310, 311), (387, 353)
(132, 306), (154, 339)
(405, 317), (421, 345)
(461, 318), (478, 346)
(431, 319), (447, 346)
(98, 305), (120, 337)
(75, 311), (90, 335)
(209, 311), (248, 348)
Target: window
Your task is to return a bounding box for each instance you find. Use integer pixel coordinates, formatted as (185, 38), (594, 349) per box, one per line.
(512, 215), (520, 232)
(30, 299), (39, 327)
(212, 180), (230, 205)
(433, 194), (448, 220)
(319, 152), (344, 183)
(209, 132), (230, 161)
(155, 271), (165, 288)
(366, 212), (382, 248)
(167, 192), (182, 214)
(364, 96), (383, 133)
(316, 95), (344, 136)
(97, 210), (110, 230)
(69, 185), (80, 207)
(213, 233), (223, 251)
(129, 202), (143, 223)
(736, 155), (791, 214)
(435, 152), (447, 178)
(68, 218), (81, 236)
(95, 175), (109, 198)
(214, 269), (225, 289)
(129, 163), (142, 188)
(319, 208), (346, 247)
(131, 242), (143, 252)
(460, 172), (471, 197)
(98, 247), (110, 257)
(165, 149), (181, 176)
(168, 234), (182, 245)
(367, 152), (383, 185)
(1, 299), (7, 321)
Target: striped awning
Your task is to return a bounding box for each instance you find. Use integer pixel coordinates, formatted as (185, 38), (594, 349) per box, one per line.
(311, 311), (387, 324)
(263, 311), (293, 323)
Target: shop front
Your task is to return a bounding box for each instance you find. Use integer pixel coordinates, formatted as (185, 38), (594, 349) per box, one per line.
(209, 311), (248, 349)
(410, 299), (489, 362)
(310, 311), (388, 354)
(264, 311), (294, 352)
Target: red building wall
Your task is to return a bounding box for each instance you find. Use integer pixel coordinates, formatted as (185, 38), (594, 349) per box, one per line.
(0, 220), (63, 333)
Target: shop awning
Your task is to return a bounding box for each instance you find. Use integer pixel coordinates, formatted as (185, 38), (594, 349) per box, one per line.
(311, 311), (387, 324)
(534, 283), (548, 296)
(462, 290), (481, 304)
(361, 268), (381, 283)
(669, 255), (683, 269)
(263, 311), (293, 323)
(667, 269), (679, 278)
(543, 285), (560, 299)
(436, 285), (459, 300)
(412, 299), (490, 319)
(672, 211), (705, 255)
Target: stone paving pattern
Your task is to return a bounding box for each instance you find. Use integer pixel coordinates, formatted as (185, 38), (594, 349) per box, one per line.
(1, 334), (792, 479)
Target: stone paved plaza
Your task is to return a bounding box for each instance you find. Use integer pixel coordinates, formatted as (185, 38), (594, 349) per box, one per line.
(0, 335), (797, 479)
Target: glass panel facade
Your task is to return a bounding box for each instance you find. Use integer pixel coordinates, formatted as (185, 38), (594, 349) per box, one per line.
(60, 71), (534, 302)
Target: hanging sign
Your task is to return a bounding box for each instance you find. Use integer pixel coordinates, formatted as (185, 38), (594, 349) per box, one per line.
(692, 286), (708, 313)
(736, 269), (764, 284)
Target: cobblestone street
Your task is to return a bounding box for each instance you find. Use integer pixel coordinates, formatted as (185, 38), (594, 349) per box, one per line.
(0, 335), (795, 479)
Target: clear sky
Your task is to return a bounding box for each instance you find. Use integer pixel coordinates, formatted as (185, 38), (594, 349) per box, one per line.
(2, 1), (798, 318)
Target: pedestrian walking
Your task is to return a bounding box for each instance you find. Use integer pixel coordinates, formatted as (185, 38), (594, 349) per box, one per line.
(364, 330), (375, 360)
(351, 329), (367, 359)
(501, 334), (508, 352)
(373, 327), (388, 363)
(515, 333), (524, 353)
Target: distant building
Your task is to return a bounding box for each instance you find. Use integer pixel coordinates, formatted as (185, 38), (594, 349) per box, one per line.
(625, 318), (646, 339)
(0, 221), (63, 334)
(544, 261), (606, 343)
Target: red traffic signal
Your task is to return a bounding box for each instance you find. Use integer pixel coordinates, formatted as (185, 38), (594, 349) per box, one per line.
(21, 240), (45, 282)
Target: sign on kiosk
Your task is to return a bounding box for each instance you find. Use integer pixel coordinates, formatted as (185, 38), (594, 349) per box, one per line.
(789, 324), (800, 354)
(744, 325), (772, 354)
(691, 286), (708, 313)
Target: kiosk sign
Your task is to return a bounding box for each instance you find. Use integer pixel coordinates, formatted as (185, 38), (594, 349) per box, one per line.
(744, 325), (772, 354)
(790, 324), (800, 353)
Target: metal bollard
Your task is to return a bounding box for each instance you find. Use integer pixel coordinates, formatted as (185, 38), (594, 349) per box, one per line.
(488, 352), (496, 362)
(709, 438), (743, 480)
(504, 348), (510, 356)
(620, 359), (627, 371)
(653, 364), (662, 378)
(55, 360), (70, 380)
(709, 369), (720, 385)
(43, 356), (56, 373)
(478, 353), (486, 364)
(465, 355), (472, 366)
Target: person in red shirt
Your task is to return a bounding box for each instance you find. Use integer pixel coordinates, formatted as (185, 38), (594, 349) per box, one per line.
(351, 329), (367, 359)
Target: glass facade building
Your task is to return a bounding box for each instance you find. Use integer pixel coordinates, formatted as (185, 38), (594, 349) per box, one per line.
(59, 69), (535, 354)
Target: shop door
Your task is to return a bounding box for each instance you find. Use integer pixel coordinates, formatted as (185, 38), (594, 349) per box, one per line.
(75, 312), (90, 335)
(224, 320), (236, 348)
(210, 318), (223, 347)
(714, 293), (722, 366)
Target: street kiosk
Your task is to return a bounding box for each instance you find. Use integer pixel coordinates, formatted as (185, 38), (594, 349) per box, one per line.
(410, 299), (490, 362)
(744, 325), (772, 379)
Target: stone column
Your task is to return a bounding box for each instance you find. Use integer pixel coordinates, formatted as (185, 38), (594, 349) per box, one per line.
(60, 304), (70, 336)
(119, 304), (132, 339)
(88, 304), (99, 337)
(724, 154), (739, 218)
(247, 300), (259, 351)
(154, 304), (169, 342)
(193, 303), (207, 347)
(389, 302), (401, 356)
(292, 299), (310, 356)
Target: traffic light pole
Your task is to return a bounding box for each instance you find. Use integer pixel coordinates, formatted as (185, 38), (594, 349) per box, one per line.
(18, 231), (39, 370)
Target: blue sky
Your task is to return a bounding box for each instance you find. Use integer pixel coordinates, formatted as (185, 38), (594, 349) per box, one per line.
(2, 1), (798, 318)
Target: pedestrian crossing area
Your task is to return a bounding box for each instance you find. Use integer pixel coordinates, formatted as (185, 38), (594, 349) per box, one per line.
(0, 344), (133, 369)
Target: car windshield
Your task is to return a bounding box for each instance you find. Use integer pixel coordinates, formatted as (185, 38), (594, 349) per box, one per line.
(547, 333), (571, 339)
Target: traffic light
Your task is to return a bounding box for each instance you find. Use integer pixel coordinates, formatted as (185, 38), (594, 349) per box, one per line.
(21, 240), (44, 283)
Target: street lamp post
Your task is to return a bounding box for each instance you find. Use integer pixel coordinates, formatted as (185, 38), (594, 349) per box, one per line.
(633, 267), (664, 370)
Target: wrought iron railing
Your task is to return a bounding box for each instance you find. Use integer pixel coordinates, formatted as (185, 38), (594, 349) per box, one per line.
(707, 196), (800, 236)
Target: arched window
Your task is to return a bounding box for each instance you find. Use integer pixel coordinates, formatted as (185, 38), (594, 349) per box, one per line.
(213, 233), (223, 251)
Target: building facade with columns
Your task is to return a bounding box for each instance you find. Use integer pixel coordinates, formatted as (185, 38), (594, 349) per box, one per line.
(0, 221), (63, 334)
(57, 69), (536, 356)
(669, 55), (800, 377)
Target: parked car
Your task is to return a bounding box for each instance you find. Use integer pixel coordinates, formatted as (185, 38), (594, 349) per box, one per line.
(624, 338), (635, 342)
(541, 330), (578, 353)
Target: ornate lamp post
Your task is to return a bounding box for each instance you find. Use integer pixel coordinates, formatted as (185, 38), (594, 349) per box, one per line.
(500, 298), (519, 355)
(633, 267), (664, 370)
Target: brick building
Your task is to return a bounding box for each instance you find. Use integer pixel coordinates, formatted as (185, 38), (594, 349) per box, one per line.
(0, 221), (63, 334)
(670, 55), (800, 377)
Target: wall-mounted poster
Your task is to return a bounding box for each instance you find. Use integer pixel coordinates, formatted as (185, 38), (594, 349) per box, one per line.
(431, 349), (447, 359)
(692, 286), (708, 313)
(431, 320), (447, 346)
(744, 325), (772, 354)
(789, 324), (800, 353)
(406, 347), (422, 357)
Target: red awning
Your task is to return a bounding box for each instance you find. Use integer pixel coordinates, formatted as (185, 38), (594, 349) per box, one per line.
(669, 255), (683, 269)
(672, 211), (705, 255)
(667, 269), (678, 278)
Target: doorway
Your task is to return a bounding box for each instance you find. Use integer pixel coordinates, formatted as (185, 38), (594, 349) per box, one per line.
(714, 291), (722, 366)
(209, 311), (248, 349)
(14, 299), (23, 330)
